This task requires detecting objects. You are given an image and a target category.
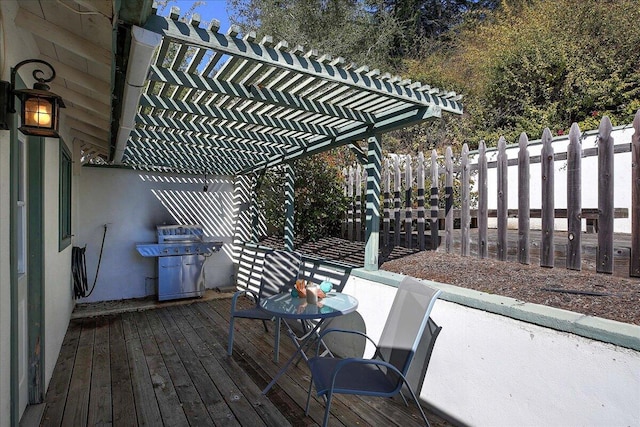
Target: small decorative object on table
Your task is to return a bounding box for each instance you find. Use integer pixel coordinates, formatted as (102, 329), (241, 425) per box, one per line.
(292, 279), (328, 302)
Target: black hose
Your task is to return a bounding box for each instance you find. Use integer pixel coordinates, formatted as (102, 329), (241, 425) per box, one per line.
(72, 246), (87, 299)
(72, 224), (108, 299)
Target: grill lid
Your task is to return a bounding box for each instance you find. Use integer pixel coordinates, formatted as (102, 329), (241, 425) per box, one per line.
(157, 225), (204, 243)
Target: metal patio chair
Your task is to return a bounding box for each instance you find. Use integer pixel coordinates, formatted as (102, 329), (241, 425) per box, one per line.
(227, 249), (302, 362)
(304, 276), (442, 427)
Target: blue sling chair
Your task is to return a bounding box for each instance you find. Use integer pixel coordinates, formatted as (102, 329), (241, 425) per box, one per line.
(305, 276), (442, 426)
(227, 250), (302, 363)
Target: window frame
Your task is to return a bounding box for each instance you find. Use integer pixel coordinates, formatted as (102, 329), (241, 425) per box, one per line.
(59, 141), (72, 251)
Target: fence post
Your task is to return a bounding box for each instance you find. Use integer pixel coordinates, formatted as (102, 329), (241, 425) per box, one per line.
(460, 143), (471, 256)
(355, 163), (362, 242)
(347, 166), (354, 241)
(497, 137), (508, 261)
(383, 159), (391, 249)
(597, 116), (614, 274)
(445, 146), (454, 253)
(342, 167), (347, 239)
(405, 155), (413, 248)
(417, 152), (425, 250)
(430, 150), (439, 250)
(540, 128), (555, 268)
(518, 133), (531, 265)
(478, 141), (488, 259)
(566, 123), (582, 271)
(631, 109), (640, 277)
(394, 157), (402, 247)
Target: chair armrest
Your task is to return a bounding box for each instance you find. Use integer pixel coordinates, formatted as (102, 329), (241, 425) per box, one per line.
(230, 289), (260, 313)
(315, 328), (379, 357)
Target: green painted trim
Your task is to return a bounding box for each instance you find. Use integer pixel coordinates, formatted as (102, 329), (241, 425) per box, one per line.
(350, 268), (640, 351)
(27, 137), (45, 403)
(58, 141), (72, 251)
(9, 92), (19, 427)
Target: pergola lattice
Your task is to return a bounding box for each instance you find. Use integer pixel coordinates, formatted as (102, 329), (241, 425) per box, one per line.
(114, 7), (463, 176)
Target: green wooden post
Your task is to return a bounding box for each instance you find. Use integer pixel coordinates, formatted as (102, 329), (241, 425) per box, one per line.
(365, 134), (382, 270)
(284, 163), (295, 251)
(27, 137), (45, 403)
(9, 111), (19, 427)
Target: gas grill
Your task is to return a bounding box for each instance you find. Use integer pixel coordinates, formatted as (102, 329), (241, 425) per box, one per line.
(136, 225), (222, 301)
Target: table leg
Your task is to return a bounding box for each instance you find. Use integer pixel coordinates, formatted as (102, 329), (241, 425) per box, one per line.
(262, 318), (326, 394)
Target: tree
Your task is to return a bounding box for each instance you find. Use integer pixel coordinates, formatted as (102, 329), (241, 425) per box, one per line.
(228, 0), (405, 72)
(404, 0), (640, 147)
(257, 151), (351, 241)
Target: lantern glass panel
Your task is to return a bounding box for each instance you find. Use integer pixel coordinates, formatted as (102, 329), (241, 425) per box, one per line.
(24, 96), (53, 128)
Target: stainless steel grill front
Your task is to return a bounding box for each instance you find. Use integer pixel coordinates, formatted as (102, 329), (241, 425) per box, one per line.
(136, 225), (222, 301)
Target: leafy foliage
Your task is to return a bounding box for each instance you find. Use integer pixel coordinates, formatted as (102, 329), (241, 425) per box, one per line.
(228, 0), (405, 71)
(407, 0), (640, 147)
(257, 151), (351, 241)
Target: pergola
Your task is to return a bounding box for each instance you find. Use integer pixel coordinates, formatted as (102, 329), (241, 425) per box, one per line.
(112, 6), (464, 269)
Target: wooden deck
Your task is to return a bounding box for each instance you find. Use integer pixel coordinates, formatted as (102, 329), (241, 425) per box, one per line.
(41, 296), (452, 427)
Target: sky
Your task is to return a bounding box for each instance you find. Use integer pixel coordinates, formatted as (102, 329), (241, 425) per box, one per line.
(159, 1), (232, 33)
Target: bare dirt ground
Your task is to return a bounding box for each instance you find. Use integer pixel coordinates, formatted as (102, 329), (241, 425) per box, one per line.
(381, 250), (640, 326)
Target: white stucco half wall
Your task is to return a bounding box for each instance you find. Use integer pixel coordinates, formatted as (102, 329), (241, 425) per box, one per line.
(342, 274), (640, 426)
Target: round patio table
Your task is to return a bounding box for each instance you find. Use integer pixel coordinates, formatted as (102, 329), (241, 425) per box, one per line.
(260, 291), (358, 394)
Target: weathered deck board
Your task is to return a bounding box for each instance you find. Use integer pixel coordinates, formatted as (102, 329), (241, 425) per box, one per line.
(87, 316), (112, 426)
(121, 311), (163, 426)
(42, 298), (452, 427)
(40, 320), (82, 427)
(109, 316), (137, 427)
(61, 318), (94, 426)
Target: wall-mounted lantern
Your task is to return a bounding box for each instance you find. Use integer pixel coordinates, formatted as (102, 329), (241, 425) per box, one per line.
(0, 59), (65, 138)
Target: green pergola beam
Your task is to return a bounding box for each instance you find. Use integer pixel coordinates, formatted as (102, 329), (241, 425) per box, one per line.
(149, 65), (376, 124)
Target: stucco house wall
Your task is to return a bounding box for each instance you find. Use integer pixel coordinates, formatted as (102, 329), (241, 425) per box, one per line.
(76, 166), (237, 303)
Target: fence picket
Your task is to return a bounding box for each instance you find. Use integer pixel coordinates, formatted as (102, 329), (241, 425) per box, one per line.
(518, 133), (531, 264)
(445, 147), (454, 253)
(394, 157), (402, 247)
(540, 128), (555, 268)
(430, 150), (439, 250)
(417, 152), (425, 250)
(355, 164), (362, 242)
(405, 155), (413, 248)
(597, 117), (614, 274)
(567, 123), (582, 270)
(478, 141), (488, 258)
(631, 110), (640, 277)
(347, 166), (354, 242)
(383, 159), (390, 248)
(497, 137), (508, 261)
(460, 143), (470, 256)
